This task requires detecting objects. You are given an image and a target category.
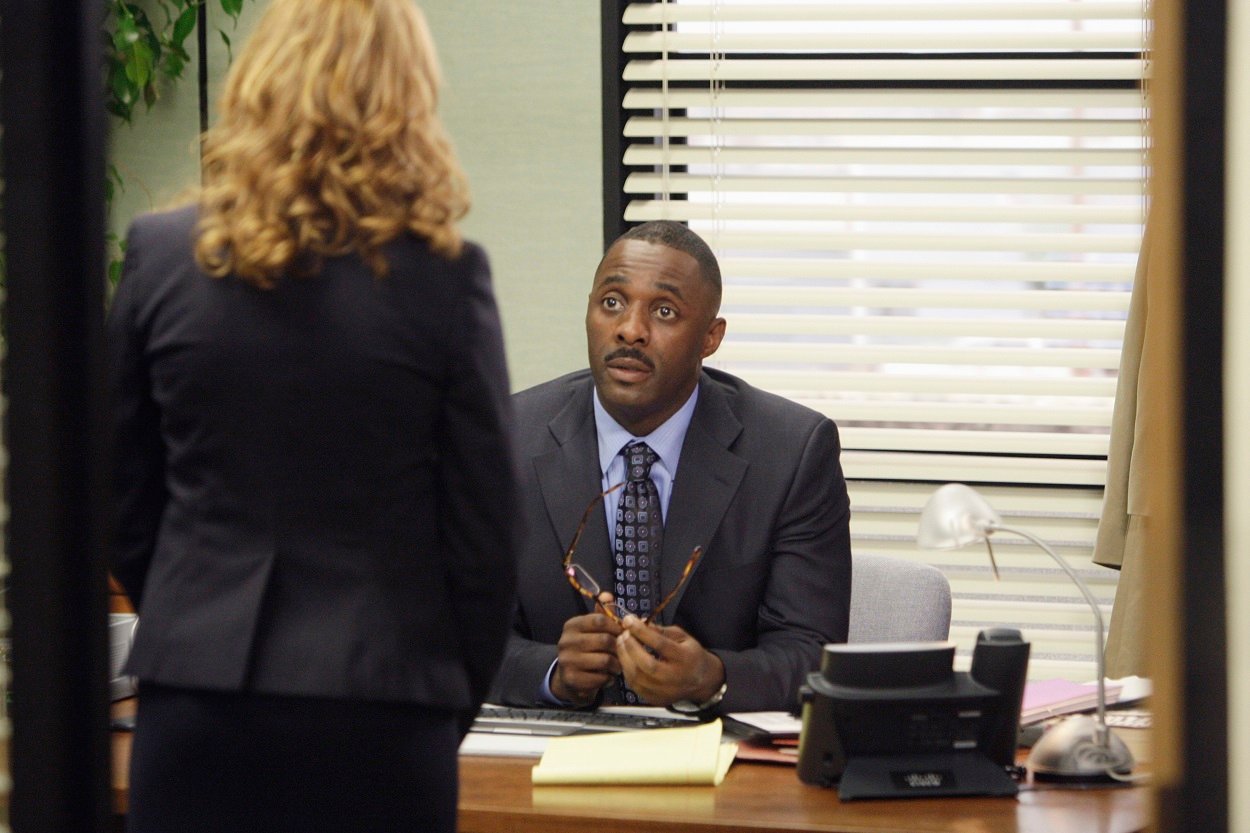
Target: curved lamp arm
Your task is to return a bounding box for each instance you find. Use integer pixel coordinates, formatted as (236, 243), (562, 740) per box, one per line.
(991, 523), (1110, 743)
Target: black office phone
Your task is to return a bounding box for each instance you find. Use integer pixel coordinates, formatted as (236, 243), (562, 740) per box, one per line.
(796, 628), (1029, 800)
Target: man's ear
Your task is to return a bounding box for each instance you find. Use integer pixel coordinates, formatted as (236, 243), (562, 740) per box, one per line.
(702, 317), (727, 359)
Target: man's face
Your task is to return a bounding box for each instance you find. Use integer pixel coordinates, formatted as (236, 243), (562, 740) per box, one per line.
(586, 239), (726, 437)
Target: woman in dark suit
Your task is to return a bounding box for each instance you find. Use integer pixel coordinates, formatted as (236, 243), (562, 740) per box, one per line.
(106, 1), (518, 830)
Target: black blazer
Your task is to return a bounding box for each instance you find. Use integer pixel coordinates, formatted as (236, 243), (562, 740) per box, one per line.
(489, 368), (852, 712)
(107, 205), (519, 724)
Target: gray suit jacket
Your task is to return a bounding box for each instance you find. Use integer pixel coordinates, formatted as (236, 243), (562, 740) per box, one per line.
(489, 368), (851, 712)
(107, 205), (519, 729)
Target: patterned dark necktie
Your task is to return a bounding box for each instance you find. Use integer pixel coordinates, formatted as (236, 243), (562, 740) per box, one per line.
(614, 441), (663, 704)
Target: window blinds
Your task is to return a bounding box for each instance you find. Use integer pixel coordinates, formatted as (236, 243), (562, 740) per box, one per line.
(612, 0), (1148, 680)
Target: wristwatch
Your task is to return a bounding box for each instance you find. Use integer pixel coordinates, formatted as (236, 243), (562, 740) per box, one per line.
(668, 681), (727, 715)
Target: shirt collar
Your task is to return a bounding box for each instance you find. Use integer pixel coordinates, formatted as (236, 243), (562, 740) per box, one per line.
(593, 383), (700, 478)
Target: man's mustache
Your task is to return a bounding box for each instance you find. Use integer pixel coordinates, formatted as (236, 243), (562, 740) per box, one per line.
(603, 347), (655, 370)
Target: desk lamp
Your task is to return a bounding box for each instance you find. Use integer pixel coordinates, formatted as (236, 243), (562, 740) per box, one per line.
(917, 483), (1134, 782)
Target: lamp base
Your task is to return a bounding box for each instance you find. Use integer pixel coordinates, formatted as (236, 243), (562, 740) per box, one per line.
(1026, 715), (1135, 782)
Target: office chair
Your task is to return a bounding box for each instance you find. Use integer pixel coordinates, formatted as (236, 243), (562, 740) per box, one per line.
(848, 553), (952, 643)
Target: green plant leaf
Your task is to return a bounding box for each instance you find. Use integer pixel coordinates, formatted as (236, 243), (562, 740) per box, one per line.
(220, 0), (244, 18)
(171, 5), (198, 49)
(107, 234), (129, 289)
(110, 64), (137, 105)
(106, 100), (131, 121)
(107, 164), (127, 196)
(138, 11), (165, 56)
(108, 256), (125, 288)
(124, 41), (155, 87)
(113, 12), (140, 49)
(152, 0), (179, 28)
(164, 50), (186, 80)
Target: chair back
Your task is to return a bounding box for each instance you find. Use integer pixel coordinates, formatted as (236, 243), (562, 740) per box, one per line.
(848, 554), (952, 643)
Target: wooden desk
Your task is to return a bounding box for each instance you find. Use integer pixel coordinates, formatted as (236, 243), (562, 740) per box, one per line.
(111, 722), (1148, 833)
(457, 754), (1147, 833)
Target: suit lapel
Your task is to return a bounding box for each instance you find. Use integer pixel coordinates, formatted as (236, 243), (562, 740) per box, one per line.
(533, 383), (615, 611)
(658, 374), (747, 624)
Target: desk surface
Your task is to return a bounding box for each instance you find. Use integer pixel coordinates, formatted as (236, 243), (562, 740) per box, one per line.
(456, 754), (1148, 833)
(112, 728), (1148, 833)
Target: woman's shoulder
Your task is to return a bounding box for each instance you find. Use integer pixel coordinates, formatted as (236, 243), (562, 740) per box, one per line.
(387, 232), (486, 266)
(128, 203), (198, 236)
(383, 234), (491, 289)
(123, 204), (200, 260)
(118, 203), (198, 263)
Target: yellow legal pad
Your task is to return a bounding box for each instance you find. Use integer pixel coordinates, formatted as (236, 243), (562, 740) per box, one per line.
(531, 718), (738, 786)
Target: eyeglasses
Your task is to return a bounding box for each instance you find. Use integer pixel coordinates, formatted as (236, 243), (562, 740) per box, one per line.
(562, 482), (704, 624)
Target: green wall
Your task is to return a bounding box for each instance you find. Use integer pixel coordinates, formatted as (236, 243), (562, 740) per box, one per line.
(422, 1), (602, 389)
(107, 0), (603, 391)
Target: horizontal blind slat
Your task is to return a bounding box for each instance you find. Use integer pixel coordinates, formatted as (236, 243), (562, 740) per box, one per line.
(710, 342), (1123, 368)
(626, 200), (1144, 225)
(624, 58), (1146, 82)
(623, 144), (1145, 168)
(732, 370), (1118, 397)
(720, 285), (1129, 311)
(623, 1), (1146, 24)
(625, 117), (1145, 139)
(831, 426), (1109, 455)
(845, 481), (1105, 515)
(715, 340), (1125, 367)
(624, 31), (1143, 52)
(812, 401), (1113, 428)
(667, 230), (1142, 253)
(850, 429), (1109, 457)
(625, 172), (1145, 196)
(726, 313), (1126, 340)
(840, 451), (1108, 484)
(622, 87), (1145, 109)
(712, 258), (1136, 283)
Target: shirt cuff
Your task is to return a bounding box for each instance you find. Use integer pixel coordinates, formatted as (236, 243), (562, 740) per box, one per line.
(539, 658), (572, 706)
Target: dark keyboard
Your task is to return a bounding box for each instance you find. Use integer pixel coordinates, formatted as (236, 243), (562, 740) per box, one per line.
(472, 705), (696, 736)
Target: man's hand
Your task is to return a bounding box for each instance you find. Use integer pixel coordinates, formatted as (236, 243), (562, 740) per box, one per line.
(615, 615), (725, 706)
(551, 592), (624, 706)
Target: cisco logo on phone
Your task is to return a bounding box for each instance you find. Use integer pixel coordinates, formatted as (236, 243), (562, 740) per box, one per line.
(891, 770), (954, 791)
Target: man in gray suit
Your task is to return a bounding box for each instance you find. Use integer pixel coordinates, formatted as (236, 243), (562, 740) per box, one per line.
(490, 221), (851, 714)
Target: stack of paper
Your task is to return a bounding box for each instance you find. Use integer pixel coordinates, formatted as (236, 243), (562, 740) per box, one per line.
(724, 711), (802, 765)
(1020, 678), (1124, 725)
(531, 719), (738, 785)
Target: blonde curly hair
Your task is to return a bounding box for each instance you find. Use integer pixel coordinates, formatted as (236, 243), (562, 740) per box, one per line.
(195, 0), (469, 287)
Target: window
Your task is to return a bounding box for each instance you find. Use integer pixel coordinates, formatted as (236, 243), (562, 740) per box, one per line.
(605, 0), (1148, 680)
